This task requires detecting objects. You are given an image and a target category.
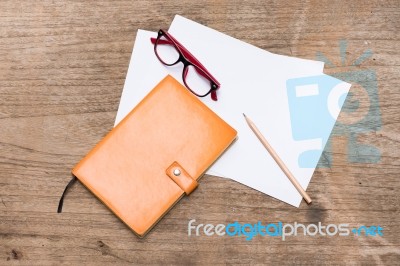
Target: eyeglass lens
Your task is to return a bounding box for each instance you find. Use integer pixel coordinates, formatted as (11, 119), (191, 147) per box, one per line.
(155, 35), (212, 97)
(155, 35), (180, 65)
(183, 65), (212, 96)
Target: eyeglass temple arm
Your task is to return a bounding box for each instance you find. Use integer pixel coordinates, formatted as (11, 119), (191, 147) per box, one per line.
(150, 37), (220, 87)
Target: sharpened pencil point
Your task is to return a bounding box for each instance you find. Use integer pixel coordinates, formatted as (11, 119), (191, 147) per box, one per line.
(243, 112), (312, 204)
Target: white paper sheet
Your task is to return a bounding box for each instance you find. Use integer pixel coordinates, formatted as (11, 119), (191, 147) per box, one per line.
(115, 16), (350, 207)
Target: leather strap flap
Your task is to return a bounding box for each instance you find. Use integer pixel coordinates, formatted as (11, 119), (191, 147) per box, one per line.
(166, 161), (198, 195)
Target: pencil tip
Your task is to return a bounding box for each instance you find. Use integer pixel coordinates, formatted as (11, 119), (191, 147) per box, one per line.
(243, 113), (246, 118)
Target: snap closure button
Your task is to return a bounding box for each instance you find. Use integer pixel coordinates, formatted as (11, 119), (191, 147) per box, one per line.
(166, 161), (198, 195)
(173, 168), (181, 176)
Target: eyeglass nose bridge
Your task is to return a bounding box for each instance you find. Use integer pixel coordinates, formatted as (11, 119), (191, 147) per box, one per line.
(178, 55), (191, 66)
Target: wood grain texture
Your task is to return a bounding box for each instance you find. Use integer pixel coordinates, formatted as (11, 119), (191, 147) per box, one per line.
(0, 0), (399, 265)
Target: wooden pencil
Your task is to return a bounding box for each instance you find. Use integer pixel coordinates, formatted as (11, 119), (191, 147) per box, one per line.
(243, 113), (312, 204)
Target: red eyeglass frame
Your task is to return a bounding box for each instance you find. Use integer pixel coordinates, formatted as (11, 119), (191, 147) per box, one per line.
(151, 29), (220, 101)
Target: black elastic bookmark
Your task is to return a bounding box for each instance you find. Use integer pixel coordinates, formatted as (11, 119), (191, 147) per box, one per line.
(57, 176), (77, 213)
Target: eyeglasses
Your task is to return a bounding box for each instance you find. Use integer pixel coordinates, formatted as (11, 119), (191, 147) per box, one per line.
(150, 29), (220, 101)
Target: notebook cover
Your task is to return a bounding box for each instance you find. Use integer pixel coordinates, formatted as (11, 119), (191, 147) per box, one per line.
(72, 75), (237, 237)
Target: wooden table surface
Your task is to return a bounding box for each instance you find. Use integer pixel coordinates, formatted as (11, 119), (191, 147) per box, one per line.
(1, 1), (399, 265)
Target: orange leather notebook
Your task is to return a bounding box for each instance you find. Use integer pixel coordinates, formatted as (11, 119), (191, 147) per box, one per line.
(71, 75), (237, 237)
